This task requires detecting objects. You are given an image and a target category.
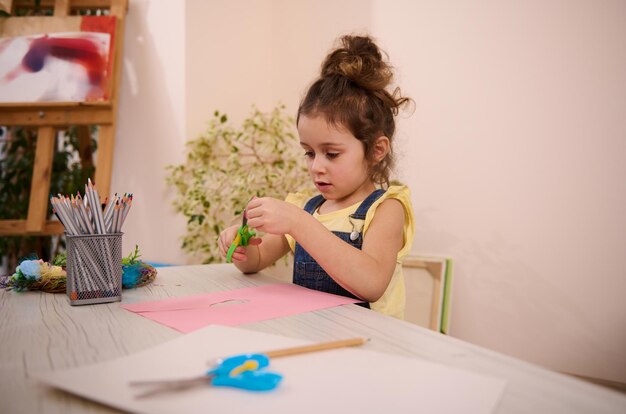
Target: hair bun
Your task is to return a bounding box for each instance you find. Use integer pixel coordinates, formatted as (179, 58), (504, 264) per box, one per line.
(321, 35), (393, 91)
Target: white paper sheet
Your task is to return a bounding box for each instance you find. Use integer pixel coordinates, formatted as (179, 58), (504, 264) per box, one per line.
(35, 325), (506, 414)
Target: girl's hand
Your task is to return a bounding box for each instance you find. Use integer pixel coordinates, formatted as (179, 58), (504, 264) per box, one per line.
(245, 197), (303, 235)
(218, 224), (261, 262)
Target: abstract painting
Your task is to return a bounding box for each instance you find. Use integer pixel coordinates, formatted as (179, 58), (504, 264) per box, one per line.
(0, 31), (111, 103)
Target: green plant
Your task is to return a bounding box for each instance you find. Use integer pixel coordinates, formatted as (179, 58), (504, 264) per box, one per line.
(122, 245), (141, 266)
(166, 105), (312, 263)
(0, 126), (97, 270)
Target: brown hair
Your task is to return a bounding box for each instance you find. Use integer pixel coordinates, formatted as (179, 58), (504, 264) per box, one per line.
(297, 35), (411, 187)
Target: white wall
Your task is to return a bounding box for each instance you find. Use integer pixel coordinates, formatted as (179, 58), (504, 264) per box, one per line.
(112, 0), (187, 265)
(268, 0), (372, 114)
(115, 0), (626, 382)
(186, 0), (371, 135)
(372, 0), (626, 382)
(186, 0), (273, 134)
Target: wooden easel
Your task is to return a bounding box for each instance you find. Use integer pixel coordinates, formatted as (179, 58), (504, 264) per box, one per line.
(0, 0), (127, 236)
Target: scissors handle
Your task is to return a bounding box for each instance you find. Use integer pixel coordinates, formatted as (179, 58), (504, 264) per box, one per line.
(209, 353), (281, 391)
(209, 353), (269, 375)
(226, 225), (256, 263)
(212, 370), (283, 391)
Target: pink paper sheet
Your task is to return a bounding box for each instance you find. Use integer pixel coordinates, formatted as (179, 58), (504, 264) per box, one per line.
(122, 283), (360, 333)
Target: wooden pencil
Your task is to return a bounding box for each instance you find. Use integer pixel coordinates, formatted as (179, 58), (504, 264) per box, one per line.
(262, 337), (369, 359)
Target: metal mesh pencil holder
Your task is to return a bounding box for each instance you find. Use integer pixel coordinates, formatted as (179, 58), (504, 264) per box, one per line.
(66, 233), (123, 305)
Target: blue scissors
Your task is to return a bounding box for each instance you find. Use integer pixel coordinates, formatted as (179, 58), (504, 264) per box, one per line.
(131, 353), (282, 398)
(130, 337), (367, 398)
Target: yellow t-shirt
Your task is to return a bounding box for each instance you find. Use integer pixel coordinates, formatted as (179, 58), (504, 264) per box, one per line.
(285, 185), (415, 319)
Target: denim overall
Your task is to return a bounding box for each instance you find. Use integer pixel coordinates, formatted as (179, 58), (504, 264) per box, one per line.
(293, 189), (386, 308)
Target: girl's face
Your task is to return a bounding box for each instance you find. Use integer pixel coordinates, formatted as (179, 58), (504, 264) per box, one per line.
(298, 114), (375, 210)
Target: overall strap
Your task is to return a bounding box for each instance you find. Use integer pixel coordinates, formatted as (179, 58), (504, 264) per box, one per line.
(303, 194), (326, 214)
(350, 189), (386, 220)
(303, 189), (387, 217)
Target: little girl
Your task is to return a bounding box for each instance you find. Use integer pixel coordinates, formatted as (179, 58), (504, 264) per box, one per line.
(218, 35), (414, 319)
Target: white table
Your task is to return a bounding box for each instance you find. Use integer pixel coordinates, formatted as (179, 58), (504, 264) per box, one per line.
(1, 264), (624, 413)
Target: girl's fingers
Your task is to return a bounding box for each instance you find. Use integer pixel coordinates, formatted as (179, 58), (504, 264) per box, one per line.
(218, 233), (233, 257)
(246, 196), (264, 214)
(230, 247), (248, 262)
(248, 237), (262, 246)
(218, 222), (258, 260)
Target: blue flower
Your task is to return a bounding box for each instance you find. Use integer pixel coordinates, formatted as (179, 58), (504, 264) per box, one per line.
(16, 260), (42, 280)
